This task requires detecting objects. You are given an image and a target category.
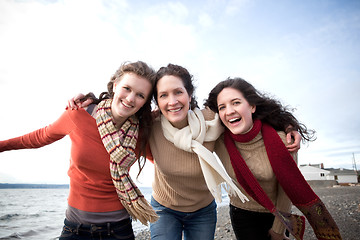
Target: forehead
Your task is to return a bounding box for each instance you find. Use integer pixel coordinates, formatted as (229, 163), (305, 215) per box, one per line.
(217, 87), (244, 103)
(118, 73), (152, 93)
(157, 75), (185, 91)
(118, 72), (143, 82)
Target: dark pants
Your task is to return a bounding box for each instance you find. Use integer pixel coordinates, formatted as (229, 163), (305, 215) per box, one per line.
(230, 204), (274, 240)
(59, 218), (135, 240)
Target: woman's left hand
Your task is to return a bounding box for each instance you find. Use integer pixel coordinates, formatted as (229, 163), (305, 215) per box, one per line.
(286, 130), (301, 152)
(66, 93), (86, 110)
(269, 229), (290, 240)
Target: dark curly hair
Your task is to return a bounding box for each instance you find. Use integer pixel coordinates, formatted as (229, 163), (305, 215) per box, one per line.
(204, 77), (315, 142)
(153, 63), (199, 110)
(80, 61), (156, 176)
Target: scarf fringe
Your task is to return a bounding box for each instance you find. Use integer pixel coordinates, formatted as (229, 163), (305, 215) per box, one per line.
(120, 196), (159, 226)
(207, 184), (222, 202)
(208, 182), (248, 203)
(198, 153), (249, 203)
(221, 183), (248, 203)
(273, 210), (305, 240)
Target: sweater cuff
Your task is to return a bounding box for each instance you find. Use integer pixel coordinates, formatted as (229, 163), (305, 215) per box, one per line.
(271, 217), (286, 235)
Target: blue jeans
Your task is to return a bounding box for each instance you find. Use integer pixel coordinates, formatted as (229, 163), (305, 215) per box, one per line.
(150, 197), (217, 240)
(59, 218), (135, 240)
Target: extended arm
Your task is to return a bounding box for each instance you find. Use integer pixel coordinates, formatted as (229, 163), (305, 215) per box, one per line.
(0, 111), (73, 152)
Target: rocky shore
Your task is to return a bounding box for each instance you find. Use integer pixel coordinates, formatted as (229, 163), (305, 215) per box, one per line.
(135, 185), (360, 239)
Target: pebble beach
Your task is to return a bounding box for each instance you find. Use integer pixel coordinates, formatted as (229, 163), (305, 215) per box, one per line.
(135, 185), (360, 240)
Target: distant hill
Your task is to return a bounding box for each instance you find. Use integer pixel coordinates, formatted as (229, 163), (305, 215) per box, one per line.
(0, 183), (69, 189)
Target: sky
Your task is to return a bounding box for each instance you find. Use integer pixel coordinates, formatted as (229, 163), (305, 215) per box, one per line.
(0, 0), (359, 186)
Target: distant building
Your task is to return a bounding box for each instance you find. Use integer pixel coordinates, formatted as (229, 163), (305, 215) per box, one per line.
(299, 163), (359, 184)
(299, 165), (331, 180)
(325, 168), (359, 184)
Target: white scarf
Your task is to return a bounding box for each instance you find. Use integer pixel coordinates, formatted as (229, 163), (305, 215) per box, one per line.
(161, 108), (248, 203)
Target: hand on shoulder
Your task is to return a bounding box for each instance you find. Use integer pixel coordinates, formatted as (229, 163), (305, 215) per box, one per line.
(66, 93), (92, 110)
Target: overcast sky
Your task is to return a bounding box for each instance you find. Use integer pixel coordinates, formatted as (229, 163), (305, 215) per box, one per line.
(0, 0), (359, 186)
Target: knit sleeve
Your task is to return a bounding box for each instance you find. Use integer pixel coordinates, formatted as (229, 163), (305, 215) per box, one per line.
(271, 132), (298, 234)
(0, 110), (74, 152)
(201, 107), (216, 121)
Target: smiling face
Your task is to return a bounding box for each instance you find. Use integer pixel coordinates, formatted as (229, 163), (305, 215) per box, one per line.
(217, 87), (256, 135)
(156, 75), (191, 129)
(111, 72), (152, 126)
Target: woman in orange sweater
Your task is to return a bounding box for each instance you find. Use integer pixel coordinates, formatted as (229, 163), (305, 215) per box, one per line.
(0, 61), (158, 240)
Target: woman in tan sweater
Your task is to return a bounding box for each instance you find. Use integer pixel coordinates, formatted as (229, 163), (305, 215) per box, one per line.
(148, 63), (226, 240)
(204, 78), (341, 240)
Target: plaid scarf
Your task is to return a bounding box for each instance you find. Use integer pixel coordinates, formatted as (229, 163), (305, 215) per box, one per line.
(96, 99), (158, 225)
(224, 119), (342, 240)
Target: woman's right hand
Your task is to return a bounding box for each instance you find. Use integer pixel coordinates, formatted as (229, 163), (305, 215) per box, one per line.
(66, 93), (92, 110)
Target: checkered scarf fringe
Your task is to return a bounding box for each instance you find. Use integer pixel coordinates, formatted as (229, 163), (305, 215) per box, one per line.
(96, 99), (158, 225)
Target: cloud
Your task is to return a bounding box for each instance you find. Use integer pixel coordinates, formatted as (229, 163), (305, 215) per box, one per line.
(0, 0), (202, 184)
(224, 0), (250, 16)
(198, 12), (213, 27)
(0, 0), (359, 184)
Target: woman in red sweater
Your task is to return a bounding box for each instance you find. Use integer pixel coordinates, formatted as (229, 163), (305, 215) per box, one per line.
(204, 78), (341, 240)
(0, 61), (158, 240)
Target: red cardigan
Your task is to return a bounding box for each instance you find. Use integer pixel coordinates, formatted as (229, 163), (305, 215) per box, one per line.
(0, 109), (124, 212)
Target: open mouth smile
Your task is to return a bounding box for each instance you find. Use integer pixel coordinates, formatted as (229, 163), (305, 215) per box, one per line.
(168, 107), (182, 113)
(122, 101), (133, 108)
(228, 117), (241, 123)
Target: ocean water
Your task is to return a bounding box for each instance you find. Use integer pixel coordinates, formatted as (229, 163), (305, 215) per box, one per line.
(0, 187), (229, 239)
(0, 187), (152, 240)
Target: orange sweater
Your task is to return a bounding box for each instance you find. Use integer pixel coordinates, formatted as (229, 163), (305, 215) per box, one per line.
(0, 109), (123, 212)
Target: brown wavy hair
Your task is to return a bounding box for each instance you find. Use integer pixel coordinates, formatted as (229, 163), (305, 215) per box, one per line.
(204, 77), (315, 142)
(80, 61), (156, 176)
(154, 63), (199, 110)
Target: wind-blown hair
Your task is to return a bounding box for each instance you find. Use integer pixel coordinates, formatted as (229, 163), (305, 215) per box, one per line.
(80, 61), (156, 176)
(154, 63), (199, 110)
(204, 77), (315, 142)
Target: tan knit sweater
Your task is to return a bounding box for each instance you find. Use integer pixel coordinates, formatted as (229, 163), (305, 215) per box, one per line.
(149, 109), (216, 212)
(215, 131), (297, 235)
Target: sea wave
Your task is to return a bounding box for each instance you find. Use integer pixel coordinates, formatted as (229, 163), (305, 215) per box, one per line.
(0, 187), (229, 239)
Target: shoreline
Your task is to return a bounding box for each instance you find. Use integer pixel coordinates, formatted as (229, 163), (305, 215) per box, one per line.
(135, 185), (360, 239)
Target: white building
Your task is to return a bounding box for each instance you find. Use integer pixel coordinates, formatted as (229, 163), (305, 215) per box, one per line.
(326, 168), (359, 184)
(299, 165), (331, 180)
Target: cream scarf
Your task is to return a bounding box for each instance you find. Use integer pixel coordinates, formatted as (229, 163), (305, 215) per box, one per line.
(161, 108), (248, 203)
(96, 99), (158, 225)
